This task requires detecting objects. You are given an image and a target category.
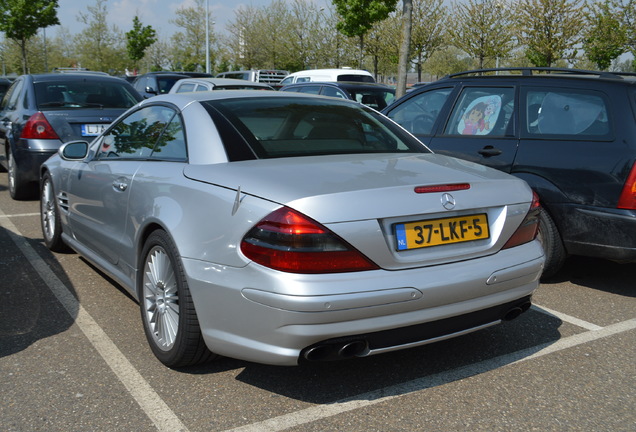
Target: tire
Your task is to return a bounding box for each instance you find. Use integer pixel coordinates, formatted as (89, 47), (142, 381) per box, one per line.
(8, 150), (33, 200)
(139, 230), (216, 368)
(40, 171), (69, 252)
(537, 208), (566, 279)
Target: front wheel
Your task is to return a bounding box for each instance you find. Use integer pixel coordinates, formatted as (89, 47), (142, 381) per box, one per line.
(139, 230), (216, 368)
(40, 171), (68, 252)
(537, 208), (566, 279)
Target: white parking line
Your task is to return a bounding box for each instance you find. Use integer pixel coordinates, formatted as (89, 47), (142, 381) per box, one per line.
(531, 304), (603, 331)
(0, 207), (189, 432)
(0, 212), (40, 218)
(3, 205), (634, 432)
(226, 318), (636, 432)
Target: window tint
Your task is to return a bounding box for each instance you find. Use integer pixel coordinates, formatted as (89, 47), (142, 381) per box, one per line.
(2, 79), (24, 110)
(387, 87), (452, 135)
(206, 97), (428, 158)
(34, 80), (139, 109)
(321, 86), (348, 99)
(98, 105), (180, 160)
(296, 85), (321, 95)
(176, 83), (196, 93)
(525, 89), (609, 137)
(444, 87), (514, 137)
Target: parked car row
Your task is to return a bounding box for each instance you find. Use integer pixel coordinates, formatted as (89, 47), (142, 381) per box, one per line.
(1, 66), (634, 370)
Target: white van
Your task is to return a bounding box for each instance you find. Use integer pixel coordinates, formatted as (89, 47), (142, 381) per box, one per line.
(279, 68), (375, 85)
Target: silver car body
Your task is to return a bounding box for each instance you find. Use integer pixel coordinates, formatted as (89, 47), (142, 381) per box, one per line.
(41, 91), (544, 366)
(169, 77), (274, 93)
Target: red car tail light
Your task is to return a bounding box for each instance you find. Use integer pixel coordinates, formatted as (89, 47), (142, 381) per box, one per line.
(502, 191), (541, 249)
(241, 207), (379, 273)
(617, 162), (636, 210)
(20, 112), (60, 140)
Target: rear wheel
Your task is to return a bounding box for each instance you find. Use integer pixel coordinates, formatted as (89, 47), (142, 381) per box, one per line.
(8, 150), (33, 200)
(139, 230), (216, 368)
(40, 171), (68, 252)
(537, 208), (566, 279)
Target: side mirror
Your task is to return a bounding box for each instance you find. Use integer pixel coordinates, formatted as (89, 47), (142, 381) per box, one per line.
(145, 86), (157, 95)
(60, 140), (89, 160)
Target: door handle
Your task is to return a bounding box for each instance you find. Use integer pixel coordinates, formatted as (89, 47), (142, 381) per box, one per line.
(113, 179), (128, 191)
(478, 145), (502, 157)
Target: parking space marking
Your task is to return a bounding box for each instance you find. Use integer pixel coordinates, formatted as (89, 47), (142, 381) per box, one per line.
(531, 304), (603, 331)
(0, 207), (190, 432)
(0, 212), (39, 218)
(226, 318), (636, 432)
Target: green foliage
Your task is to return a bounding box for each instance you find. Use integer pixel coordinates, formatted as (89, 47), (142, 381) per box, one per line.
(517, 0), (585, 67)
(126, 16), (157, 65)
(0, 0), (60, 73)
(449, 0), (517, 69)
(0, 0), (59, 40)
(332, 0), (398, 37)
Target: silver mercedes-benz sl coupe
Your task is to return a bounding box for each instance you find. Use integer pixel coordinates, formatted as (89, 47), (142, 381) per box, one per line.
(40, 91), (544, 368)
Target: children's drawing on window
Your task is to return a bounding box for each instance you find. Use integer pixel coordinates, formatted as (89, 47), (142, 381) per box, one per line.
(458, 95), (502, 135)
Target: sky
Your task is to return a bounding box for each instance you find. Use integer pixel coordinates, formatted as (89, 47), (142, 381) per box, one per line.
(54, 0), (327, 40)
(54, 0), (243, 38)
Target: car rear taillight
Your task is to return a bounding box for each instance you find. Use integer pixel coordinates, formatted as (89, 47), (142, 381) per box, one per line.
(617, 162), (636, 210)
(241, 207), (379, 273)
(20, 112), (59, 140)
(502, 191), (541, 249)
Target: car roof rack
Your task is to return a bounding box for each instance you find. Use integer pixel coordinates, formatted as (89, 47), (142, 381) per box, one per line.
(445, 67), (636, 80)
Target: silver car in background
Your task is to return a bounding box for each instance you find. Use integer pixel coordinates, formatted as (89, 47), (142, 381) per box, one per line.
(40, 91), (544, 368)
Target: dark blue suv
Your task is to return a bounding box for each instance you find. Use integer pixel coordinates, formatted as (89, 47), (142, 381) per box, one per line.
(383, 68), (636, 278)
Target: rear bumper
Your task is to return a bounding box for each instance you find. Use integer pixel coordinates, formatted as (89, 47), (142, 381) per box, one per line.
(183, 241), (544, 366)
(13, 138), (61, 182)
(555, 204), (636, 262)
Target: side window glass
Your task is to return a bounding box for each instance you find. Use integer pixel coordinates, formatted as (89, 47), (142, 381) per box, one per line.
(297, 85), (321, 95)
(4, 79), (24, 110)
(443, 87), (514, 137)
(386, 87), (452, 135)
(176, 83), (195, 93)
(150, 114), (187, 161)
(98, 105), (176, 159)
(322, 86), (348, 99)
(526, 89), (609, 137)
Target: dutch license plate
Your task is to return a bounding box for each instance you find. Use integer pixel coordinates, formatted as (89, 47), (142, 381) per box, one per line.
(395, 213), (489, 251)
(81, 123), (108, 136)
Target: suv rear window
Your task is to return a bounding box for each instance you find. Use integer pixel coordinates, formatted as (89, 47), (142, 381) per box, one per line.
(525, 89), (610, 137)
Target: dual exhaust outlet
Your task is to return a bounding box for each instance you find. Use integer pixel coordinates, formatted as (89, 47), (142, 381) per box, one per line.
(302, 301), (532, 362)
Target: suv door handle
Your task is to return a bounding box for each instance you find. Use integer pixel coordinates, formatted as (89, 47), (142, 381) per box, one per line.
(478, 146), (502, 157)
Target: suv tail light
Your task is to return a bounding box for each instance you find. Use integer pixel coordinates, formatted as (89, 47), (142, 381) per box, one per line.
(502, 191), (541, 249)
(241, 207), (379, 273)
(20, 112), (59, 140)
(617, 162), (636, 210)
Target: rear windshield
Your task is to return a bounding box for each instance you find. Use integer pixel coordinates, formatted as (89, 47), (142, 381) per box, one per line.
(337, 74), (375, 83)
(204, 96), (428, 159)
(35, 80), (140, 109)
(348, 88), (395, 109)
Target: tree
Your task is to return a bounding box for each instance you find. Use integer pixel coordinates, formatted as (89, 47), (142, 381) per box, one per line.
(410, 0), (448, 82)
(332, 0), (399, 68)
(583, 1), (626, 70)
(170, 0), (215, 72)
(74, 0), (126, 72)
(449, 0), (517, 70)
(0, 0), (59, 73)
(612, 0), (636, 68)
(126, 16), (157, 71)
(517, 0), (584, 67)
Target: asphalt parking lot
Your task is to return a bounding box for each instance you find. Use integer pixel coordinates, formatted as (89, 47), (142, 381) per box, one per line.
(0, 172), (634, 432)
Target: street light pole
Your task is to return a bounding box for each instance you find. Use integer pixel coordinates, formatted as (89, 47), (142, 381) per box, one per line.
(205, 0), (210, 74)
